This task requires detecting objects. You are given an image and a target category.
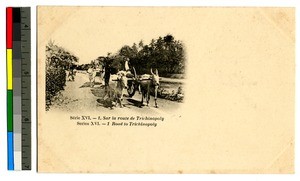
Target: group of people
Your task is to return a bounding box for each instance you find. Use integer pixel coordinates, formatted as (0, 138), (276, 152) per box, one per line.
(87, 57), (132, 88)
(87, 63), (110, 88)
(86, 57), (132, 108)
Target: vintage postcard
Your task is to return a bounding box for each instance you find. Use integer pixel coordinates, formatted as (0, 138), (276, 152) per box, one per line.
(37, 6), (295, 173)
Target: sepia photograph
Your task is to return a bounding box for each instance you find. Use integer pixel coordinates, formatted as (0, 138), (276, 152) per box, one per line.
(45, 34), (185, 112)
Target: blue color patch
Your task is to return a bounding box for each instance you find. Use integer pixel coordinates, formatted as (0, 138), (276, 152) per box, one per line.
(8, 132), (14, 170)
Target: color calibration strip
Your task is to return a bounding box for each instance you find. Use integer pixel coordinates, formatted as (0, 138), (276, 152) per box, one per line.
(6, 7), (31, 171)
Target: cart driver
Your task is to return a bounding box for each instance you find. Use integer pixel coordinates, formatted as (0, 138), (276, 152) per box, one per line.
(124, 57), (134, 78)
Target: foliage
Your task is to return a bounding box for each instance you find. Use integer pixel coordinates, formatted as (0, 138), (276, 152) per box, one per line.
(118, 34), (185, 76)
(85, 34), (185, 77)
(45, 40), (78, 110)
(157, 86), (184, 102)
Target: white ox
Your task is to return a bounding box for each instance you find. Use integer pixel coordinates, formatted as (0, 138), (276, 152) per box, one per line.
(111, 71), (128, 108)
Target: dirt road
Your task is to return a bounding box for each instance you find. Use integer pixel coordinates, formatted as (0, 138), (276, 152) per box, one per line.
(49, 72), (183, 115)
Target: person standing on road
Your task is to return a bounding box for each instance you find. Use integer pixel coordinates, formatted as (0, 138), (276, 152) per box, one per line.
(87, 65), (96, 87)
(103, 59), (114, 104)
(104, 61), (112, 87)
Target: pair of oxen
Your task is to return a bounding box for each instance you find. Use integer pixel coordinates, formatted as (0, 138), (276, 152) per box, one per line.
(114, 68), (160, 108)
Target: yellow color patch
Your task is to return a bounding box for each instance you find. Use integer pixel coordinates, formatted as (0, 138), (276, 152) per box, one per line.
(7, 49), (13, 90)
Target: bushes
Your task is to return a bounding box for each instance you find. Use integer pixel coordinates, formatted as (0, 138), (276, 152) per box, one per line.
(45, 41), (78, 110)
(157, 86), (184, 102)
(46, 67), (66, 110)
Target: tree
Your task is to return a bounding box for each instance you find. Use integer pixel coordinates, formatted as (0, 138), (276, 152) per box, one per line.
(138, 40), (144, 50)
(91, 34), (185, 77)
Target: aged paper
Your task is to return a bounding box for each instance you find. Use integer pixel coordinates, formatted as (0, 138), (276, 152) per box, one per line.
(37, 7), (295, 173)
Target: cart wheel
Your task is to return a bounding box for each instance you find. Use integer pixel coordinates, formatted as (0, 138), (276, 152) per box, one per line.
(127, 83), (135, 97)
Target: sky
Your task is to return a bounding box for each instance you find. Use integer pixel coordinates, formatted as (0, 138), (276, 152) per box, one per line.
(38, 7), (189, 64)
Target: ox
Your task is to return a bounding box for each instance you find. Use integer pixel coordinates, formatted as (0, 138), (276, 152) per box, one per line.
(135, 69), (160, 108)
(114, 71), (128, 108)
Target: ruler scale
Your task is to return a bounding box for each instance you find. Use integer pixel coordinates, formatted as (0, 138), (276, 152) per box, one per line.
(6, 7), (31, 171)
(20, 7), (31, 170)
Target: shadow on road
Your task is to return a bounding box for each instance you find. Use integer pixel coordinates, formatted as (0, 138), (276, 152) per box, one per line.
(93, 86), (121, 109)
(127, 98), (143, 108)
(96, 98), (115, 109)
(91, 87), (106, 98)
(79, 82), (101, 88)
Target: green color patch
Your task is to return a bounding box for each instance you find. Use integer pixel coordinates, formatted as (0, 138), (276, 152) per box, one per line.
(7, 90), (13, 132)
